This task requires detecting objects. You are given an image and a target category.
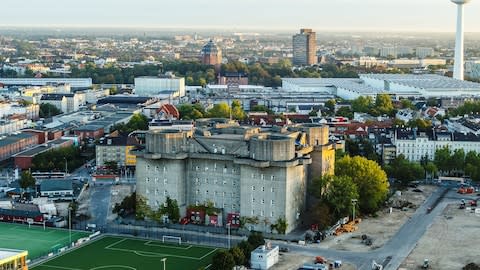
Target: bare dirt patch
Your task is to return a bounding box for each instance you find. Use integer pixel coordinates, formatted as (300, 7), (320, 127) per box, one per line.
(318, 185), (437, 252)
(399, 204), (480, 270)
(273, 253), (355, 270)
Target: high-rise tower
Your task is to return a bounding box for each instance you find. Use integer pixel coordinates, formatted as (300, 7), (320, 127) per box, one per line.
(292, 29), (317, 66)
(451, 0), (472, 80)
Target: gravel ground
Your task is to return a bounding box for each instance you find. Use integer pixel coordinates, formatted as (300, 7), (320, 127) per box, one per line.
(318, 185), (437, 252)
(399, 203), (480, 270)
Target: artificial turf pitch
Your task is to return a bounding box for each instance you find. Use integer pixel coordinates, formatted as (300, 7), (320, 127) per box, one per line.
(0, 222), (90, 260)
(31, 236), (219, 270)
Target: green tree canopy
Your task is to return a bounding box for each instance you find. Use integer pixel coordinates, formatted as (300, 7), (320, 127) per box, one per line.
(39, 103), (62, 118)
(159, 196), (180, 223)
(19, 171), (36, 190)
(374, 93), (394, 116)
(385, 154), (424, 187)
(229, 247), (246, 266)
(207, 102), (231, 118)
(177, 103), (205, 120)
(231, 100), (246, 120)
(351, 96), (373, 113)
(211, 251), (235, 270)
(325, 175), (359, 219)
(335, 156), (389, 214)
(111, 113), (149, 134)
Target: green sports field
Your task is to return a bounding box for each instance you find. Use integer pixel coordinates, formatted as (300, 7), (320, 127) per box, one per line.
(0, 222), (90, 260)
(31, 236), (219, 270)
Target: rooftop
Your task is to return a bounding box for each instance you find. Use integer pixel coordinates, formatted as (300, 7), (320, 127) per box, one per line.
(0, 133), (35, 148)
(0, 249), (28, 263)
(360, 74), (480, 90)
(13, 139), (71, 157)
(40, 179), (73, 192)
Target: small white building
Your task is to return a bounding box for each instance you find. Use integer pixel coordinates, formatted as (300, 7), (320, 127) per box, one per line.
(250, 244), (279, 270)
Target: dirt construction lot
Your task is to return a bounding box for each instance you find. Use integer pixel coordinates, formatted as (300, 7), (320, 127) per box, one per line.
(272, 253), (355, 270)
(399, 204), (480, 270)
(318, 185), (437, 252)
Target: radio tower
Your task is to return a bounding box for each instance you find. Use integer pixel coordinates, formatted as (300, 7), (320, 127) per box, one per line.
(451, 0), (472, 80)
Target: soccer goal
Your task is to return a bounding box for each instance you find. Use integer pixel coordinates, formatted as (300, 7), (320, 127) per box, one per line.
(162, 235), (182, 245)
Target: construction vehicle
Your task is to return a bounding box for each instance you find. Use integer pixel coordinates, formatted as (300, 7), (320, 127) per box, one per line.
(371, 260), (383, 270)
(333, 218), (361, 235)
(458, 186), (475, 194)
(315, 256), (327, 264)
(422, 259), (429, 269)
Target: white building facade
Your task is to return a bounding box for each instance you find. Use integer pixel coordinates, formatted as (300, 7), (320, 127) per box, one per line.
(134, 76), (185, 97)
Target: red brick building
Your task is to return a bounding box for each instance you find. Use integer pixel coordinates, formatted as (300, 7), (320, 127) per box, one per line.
(0, 133), (38, 161)
(74, 125), (104, 141)
(14, 139), (74, 169)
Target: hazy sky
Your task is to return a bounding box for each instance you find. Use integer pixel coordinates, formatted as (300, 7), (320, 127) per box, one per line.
(3, 0), (480, 32)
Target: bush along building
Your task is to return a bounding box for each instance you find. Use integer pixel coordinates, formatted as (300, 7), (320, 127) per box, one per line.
(135, 119), (334, 234)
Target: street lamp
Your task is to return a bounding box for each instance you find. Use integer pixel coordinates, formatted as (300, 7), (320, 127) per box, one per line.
(68, 206), (72, 245)
(63, 157), (68, 174)
(161, 258), (167, 270)
(351, 199), (358, 221)
(226, 223), (231, 249)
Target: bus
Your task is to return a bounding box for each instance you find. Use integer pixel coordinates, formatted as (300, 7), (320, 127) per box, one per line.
(31, 172), (66, 179)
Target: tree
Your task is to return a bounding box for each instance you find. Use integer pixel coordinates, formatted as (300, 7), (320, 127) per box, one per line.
(247, 232), (265, 249)
(308, 202), (333, 230)
(39, 103), (62, 118)
(336, 106), (353, 119)
(211, 251), (235, 270)
(407, 118), (432, 130)
(135, 195), (151, 220)
(231, 100), (246, 120)
(113, 192), (136, 217)
(325, 175), (359, 219)
(336, 156), (389, 214)
(345, 138), (379, 162)
(375, 93), (394, 116)
(434, 147), (452, 175)
(159, 196), (180, 223)
(271, 217), (288, 234)
(229, 247), (246, 266)
(111, 113), (149, 134)
(208, 103), (231, 118)
(325, 99), (336, 115)
(351, 96), (373, 113)
(19, 171), (36, 190)
(385, 155), (424, 187)
(401, 99), (415, 110)
(104, 161), (118, 173)
(451, 149), (466, 175)
(177, 103), (205, 120)
(309, 176), (330, 199)
(237, 240), (253, 262)
(423, 162), (438, 180)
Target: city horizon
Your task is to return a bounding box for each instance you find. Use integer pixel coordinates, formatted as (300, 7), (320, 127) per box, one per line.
(2, 0), (480, 33)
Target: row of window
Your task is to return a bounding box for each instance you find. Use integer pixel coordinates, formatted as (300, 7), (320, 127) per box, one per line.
(251, 198), (275, 205)
(194, 190), (238, 198)
(251, 209), (275, 217)
(252, 186), (275, 192)
(145, 189), (169, 196)
(145, 178), (168, 184)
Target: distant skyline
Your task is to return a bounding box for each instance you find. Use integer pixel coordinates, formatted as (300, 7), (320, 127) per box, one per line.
(2, 0), (480, 32)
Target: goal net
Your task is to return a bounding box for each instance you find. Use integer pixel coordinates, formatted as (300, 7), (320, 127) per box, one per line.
(162, 235), (182, 245)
